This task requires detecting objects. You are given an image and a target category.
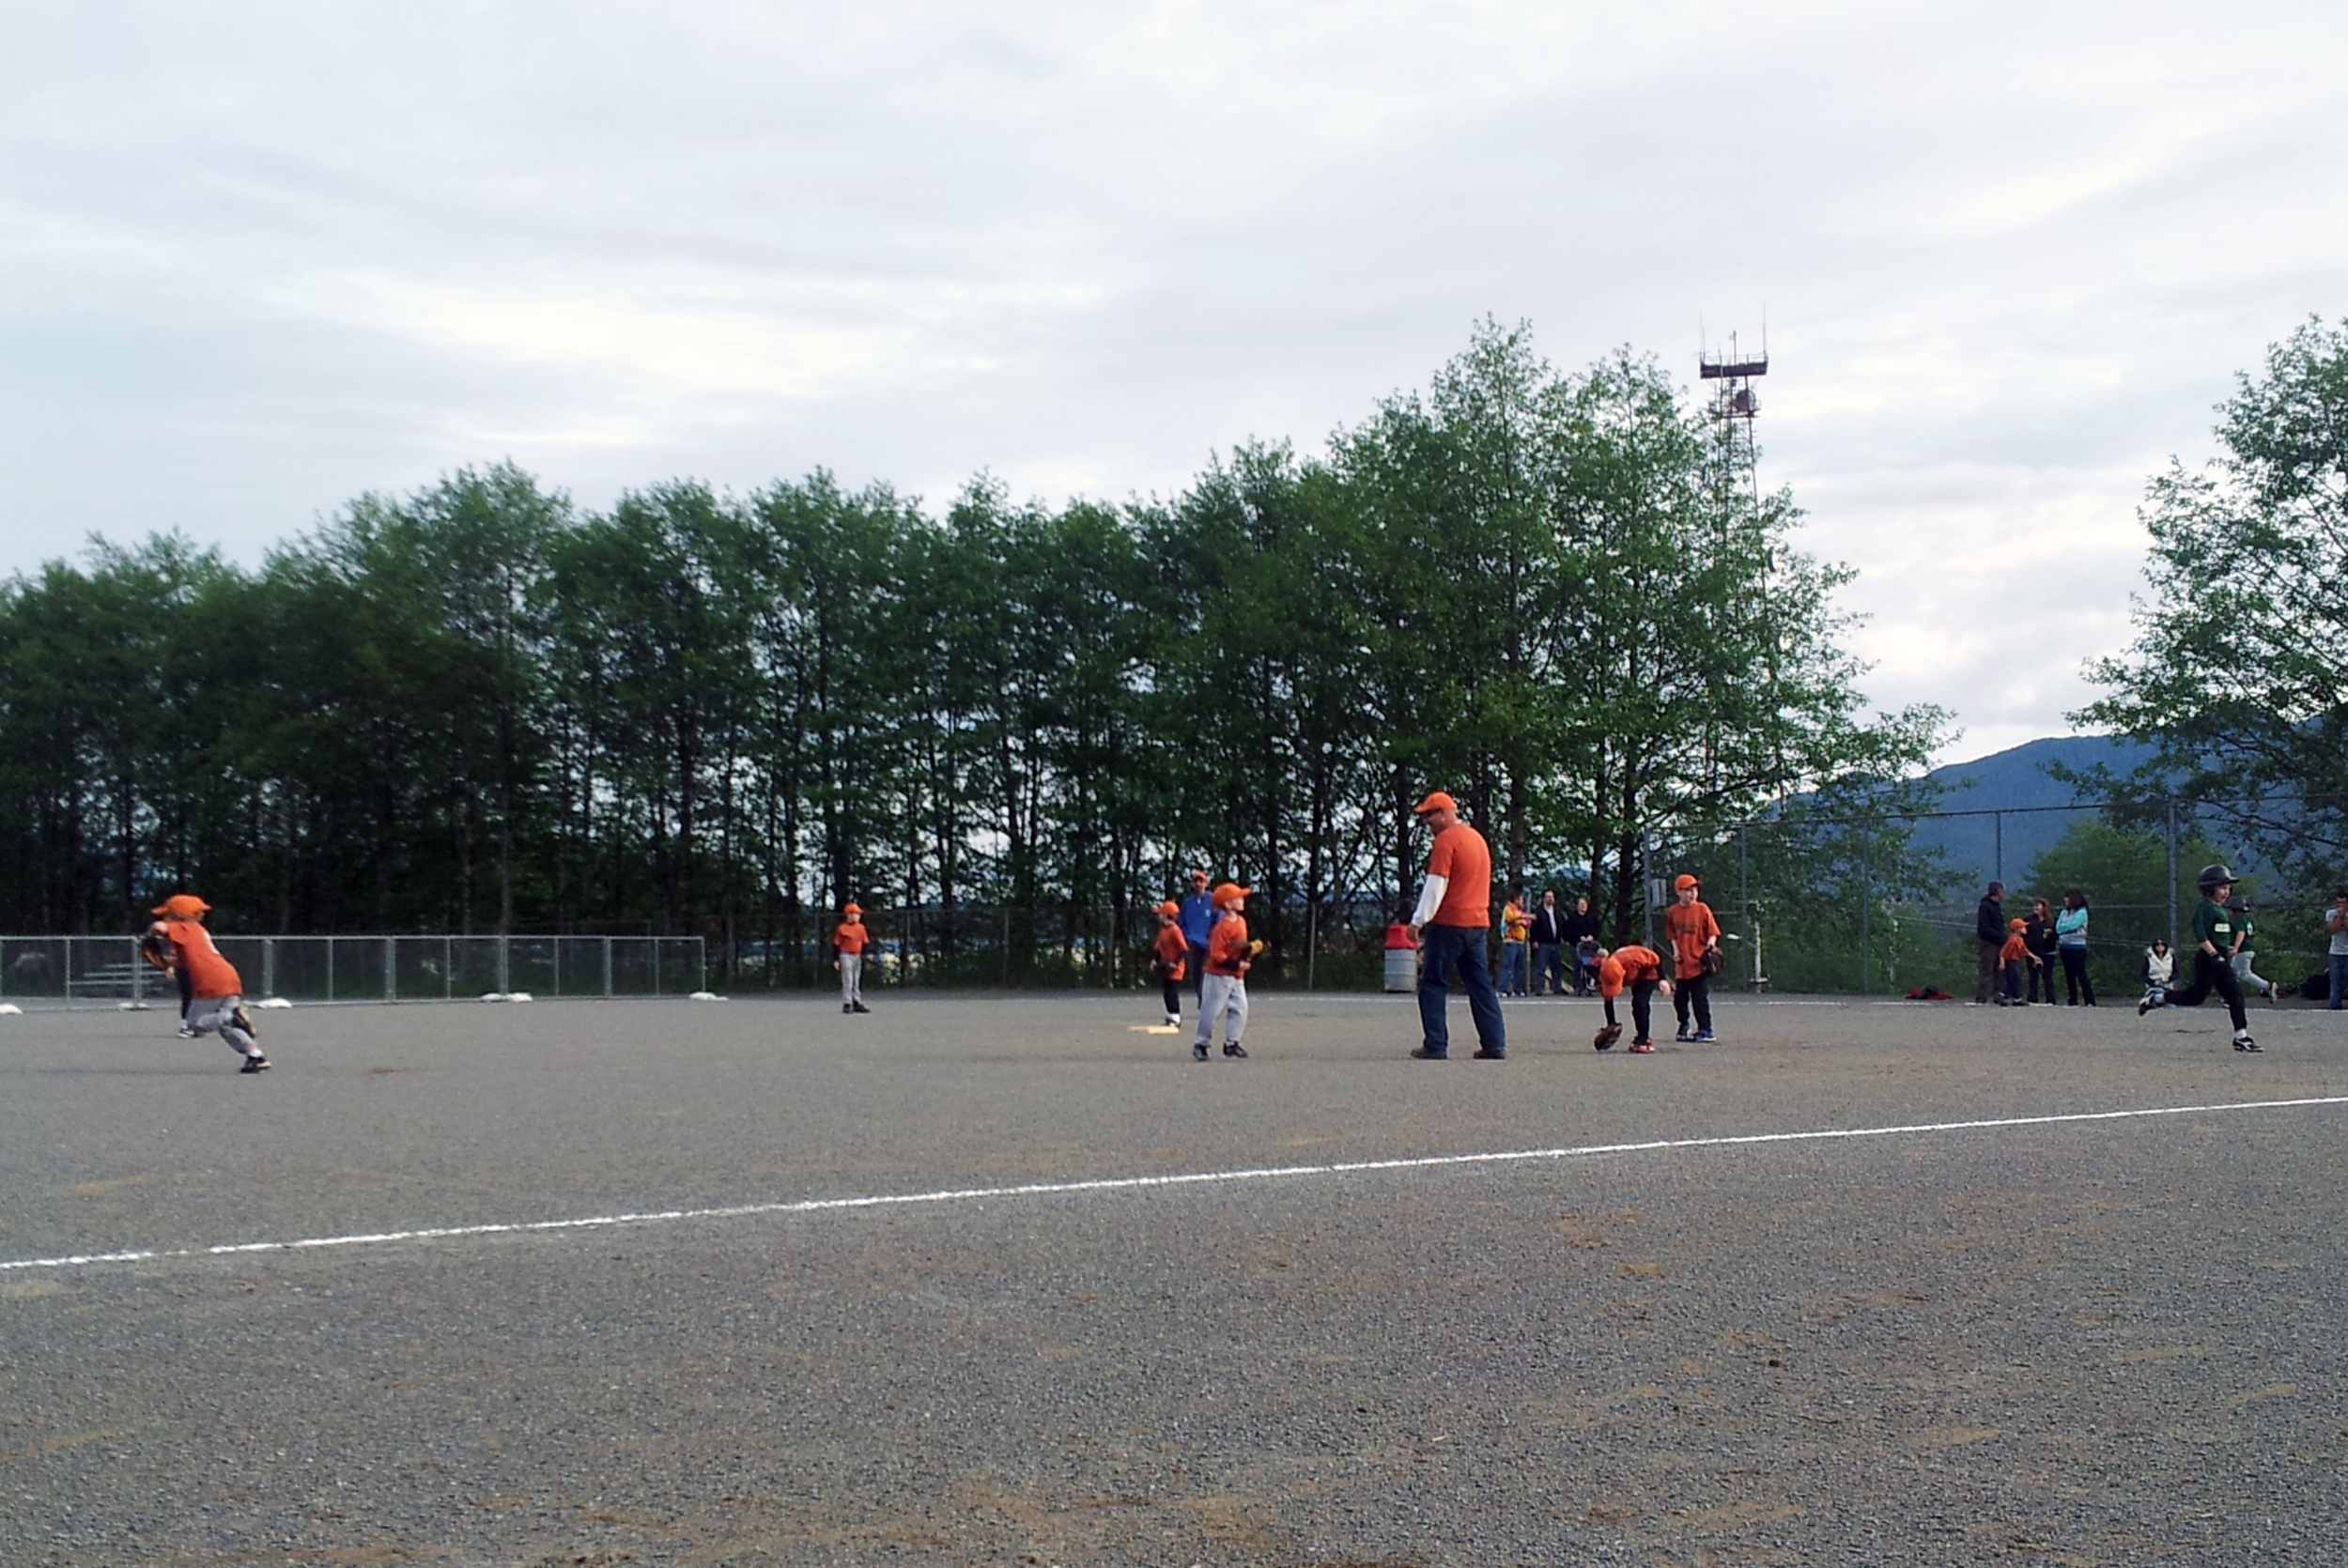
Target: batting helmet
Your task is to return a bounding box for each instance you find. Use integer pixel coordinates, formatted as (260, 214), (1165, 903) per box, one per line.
(2197, 863), (2234, 896)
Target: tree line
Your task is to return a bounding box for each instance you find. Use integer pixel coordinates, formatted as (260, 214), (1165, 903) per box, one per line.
(0, 322), (1948, 981)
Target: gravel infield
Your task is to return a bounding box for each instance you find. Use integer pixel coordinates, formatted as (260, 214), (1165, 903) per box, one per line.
(3, 989), (2345, 1565)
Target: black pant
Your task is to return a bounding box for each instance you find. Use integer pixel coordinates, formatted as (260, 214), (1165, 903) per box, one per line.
(1673, 973), (1712, 1034)
(1186, 942), (1207, 998)
(2163, 950), (2248, 1030)
(1603, 980), (1659, 1043)
(1160, 976), (1182, 1016)
(2028, 954), (2057, 1003)
(2060, 947), (2094, 1005)
(1532, 943), (1563, 995)
(1977, 939), (2003, 1003)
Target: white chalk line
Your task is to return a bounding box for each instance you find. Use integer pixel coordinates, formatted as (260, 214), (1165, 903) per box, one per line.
(8, 1094), (2345, 1274)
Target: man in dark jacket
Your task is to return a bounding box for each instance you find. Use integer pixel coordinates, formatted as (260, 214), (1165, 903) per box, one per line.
(1975, 882), (2006, 1005)
(1528, 891), (1566, 996)
(1562, 896), (1603, 995)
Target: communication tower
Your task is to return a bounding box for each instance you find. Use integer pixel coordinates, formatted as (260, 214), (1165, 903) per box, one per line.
(1698, 322), (1768, 503)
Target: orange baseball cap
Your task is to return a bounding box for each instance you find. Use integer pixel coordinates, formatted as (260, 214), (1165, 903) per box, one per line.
(2008, 916), (2027, 930)
(842, 902), (863, 915)
(1674, 874), (1700, 891)
(1413, 791), (1457, 816)
(1156, 899), (1181, 916)
(150, 894), (210, 917)
(1211, 882), (1250, 908)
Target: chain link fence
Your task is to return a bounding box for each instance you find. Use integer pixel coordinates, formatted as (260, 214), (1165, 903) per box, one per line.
(0, 935), (705, 1007)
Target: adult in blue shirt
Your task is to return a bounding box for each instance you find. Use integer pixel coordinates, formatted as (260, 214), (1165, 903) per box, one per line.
(1177, 869), (1218, 1000)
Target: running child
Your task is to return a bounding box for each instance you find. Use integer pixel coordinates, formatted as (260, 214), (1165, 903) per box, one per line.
(1151, 899), (1188, 1026)
(1662, 873), (1721, 1041)
(144, 894), (269, 1072)
(1194, 882), (1257, 1061)
(2139, 864), (2257, 1051)
(834, 902), (872, 1014)
(1593, 943), (1669, 1053)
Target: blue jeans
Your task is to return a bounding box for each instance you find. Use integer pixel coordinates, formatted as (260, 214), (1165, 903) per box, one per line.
(2330, 952), (2348, 1009)
(1499, 941), (1528, 994)
(1532, 943), (1563, 995)
(1417, 924), (1506, 1055)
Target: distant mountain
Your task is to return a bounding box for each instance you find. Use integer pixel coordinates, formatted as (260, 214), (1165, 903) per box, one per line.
(1913, 734), (2158, 889)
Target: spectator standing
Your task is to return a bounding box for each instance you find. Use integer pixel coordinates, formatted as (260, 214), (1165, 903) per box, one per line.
(1177, 869), (1216, 1001)
(1973, 882), (2007, 1004)
(1528, 891), (1565, 997)
(2024, 898), (2061, 1004)
(2327, 891), (2348, 1010)
(1498, 887), (1531, 996)
(1407, 792), (1506, 1061)
(1562, 896), (1603, 994)
(2054, 889), (2095, 1006)
(1662, 873), (1721, 1041)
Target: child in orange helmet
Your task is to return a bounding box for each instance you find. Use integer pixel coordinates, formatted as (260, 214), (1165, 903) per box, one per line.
(1594, 944), (1671, 1053)
(144, 894), (270, 1073)
(1151, 899), (1188, 1026)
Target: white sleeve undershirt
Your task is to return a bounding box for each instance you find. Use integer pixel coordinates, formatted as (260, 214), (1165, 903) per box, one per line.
(1412, 873), (1447, 927)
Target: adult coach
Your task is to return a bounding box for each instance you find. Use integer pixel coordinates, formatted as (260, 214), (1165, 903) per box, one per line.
(1407, 791), (1506, 1060)
(1973, 882), (2006, 1004)
(1177, 869), (1216, 1000)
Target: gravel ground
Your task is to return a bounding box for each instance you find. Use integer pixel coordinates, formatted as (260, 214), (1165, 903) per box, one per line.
(2, 988), (2345, 1566)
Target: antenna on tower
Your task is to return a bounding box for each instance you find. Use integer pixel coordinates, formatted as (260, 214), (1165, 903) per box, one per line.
(1698, 315), (1769, 506)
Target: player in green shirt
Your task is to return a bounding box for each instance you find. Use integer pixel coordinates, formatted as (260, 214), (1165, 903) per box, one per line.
(2139, 863), (2256, 1051)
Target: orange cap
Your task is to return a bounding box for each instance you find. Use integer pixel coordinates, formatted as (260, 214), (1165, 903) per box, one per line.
(842, 902), (863, 916)
(1673, 874), (1700, 891)
(2008, 916), (2027, 930)
(1156, 899), (1181, 917)
(1413, 791), (1457, 816)
(1212, 882), (1250, 909)
(150, 894), (210, 918)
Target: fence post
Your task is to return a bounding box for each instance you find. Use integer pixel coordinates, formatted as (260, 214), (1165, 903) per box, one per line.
(131, 937), (144, 1007)
(264, 938), (275, 1001)
(326, 938), (335, 1004)
(1738, 823), (1751, 991)
(1859, 827), (1871, 995)
(498, 936), (510, 996)
(443, 935), (453, 1000)
(385, 937), (395, 1003)
(1994, 811), (2003, 886)
(2165, 797), (2179, 947)
(602, 936), (612, 999)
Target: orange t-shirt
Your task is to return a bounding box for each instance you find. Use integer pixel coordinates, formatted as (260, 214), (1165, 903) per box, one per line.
(834, 921), (869, 955)
(1426, 822), (1491, 928)
(1598, 945), (1662, 997)
(1152, 923), (1188, 977)
(1663, 899), (1721, 979)
(163, 920), (242, 999)
(1205, 912), (1253, 976)
(2000, 932), (2028, 962)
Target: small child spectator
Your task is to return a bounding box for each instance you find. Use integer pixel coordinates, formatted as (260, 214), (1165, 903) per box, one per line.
(2000, 917), (2031, 1005)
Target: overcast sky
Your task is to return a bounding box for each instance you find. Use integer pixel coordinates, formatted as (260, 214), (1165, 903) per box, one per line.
(5, 2), (2343, 765)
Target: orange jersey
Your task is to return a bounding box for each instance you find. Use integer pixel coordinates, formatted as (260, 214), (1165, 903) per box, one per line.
(1502, 900), (1530, 943)
(833, 921), (869, 955)
(163, 920), (242, 999)
(1598, 945), (1663, 998)
(1205, 912), (1253, 976)
(2000, 932), (2028, 962)
(1152, 923), (1188, 978)
(1426, 822), (1492, 927)
(1663, 900), (1721, 979)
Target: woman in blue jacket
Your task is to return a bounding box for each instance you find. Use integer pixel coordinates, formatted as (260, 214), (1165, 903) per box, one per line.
(2055, 888), (2094, 1006)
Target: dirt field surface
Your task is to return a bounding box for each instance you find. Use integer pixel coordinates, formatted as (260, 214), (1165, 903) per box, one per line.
(3, 989), (2345, 1566)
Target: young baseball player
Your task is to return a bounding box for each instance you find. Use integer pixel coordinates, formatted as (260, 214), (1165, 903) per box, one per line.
(834, 902), (872, 1014)
(1194, 882), (1259, 1061)
(2141, 864), (2257, 1050)
(1151, 899), (1188, 1025)
(1662, 873), (1721, 1041)
(1593, 944), (1669, 1053)
(139, 902), (199, 1036)
(143, 894), (269, 1072)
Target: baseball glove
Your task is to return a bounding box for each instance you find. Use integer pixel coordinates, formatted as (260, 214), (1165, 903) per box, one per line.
(1592, 1021), (1623, 1052)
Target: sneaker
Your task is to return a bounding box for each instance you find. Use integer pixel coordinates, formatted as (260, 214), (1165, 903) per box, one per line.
(1472, 1048), (1506, 1059)
(1628, 1039), (1655, 1053)
(1692, 1029), (1715, 1042)
(239, 1054), (270, 1073)
(2138, 992), (2159, 1017)
(176, 1025), (196, 1038)
(2233, 1032), (2260, 1053)
(1223, 1042), (1247, 1058)
(1164, 1013), (1181, 1026)
(1193, 1043), (1209, 1061)
(1410, 1046), (1448, 1059)
(1674, 1028), (1691, 1042)
(842, 1003), (854, 1014)
(851, 1002), (871, 1013)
